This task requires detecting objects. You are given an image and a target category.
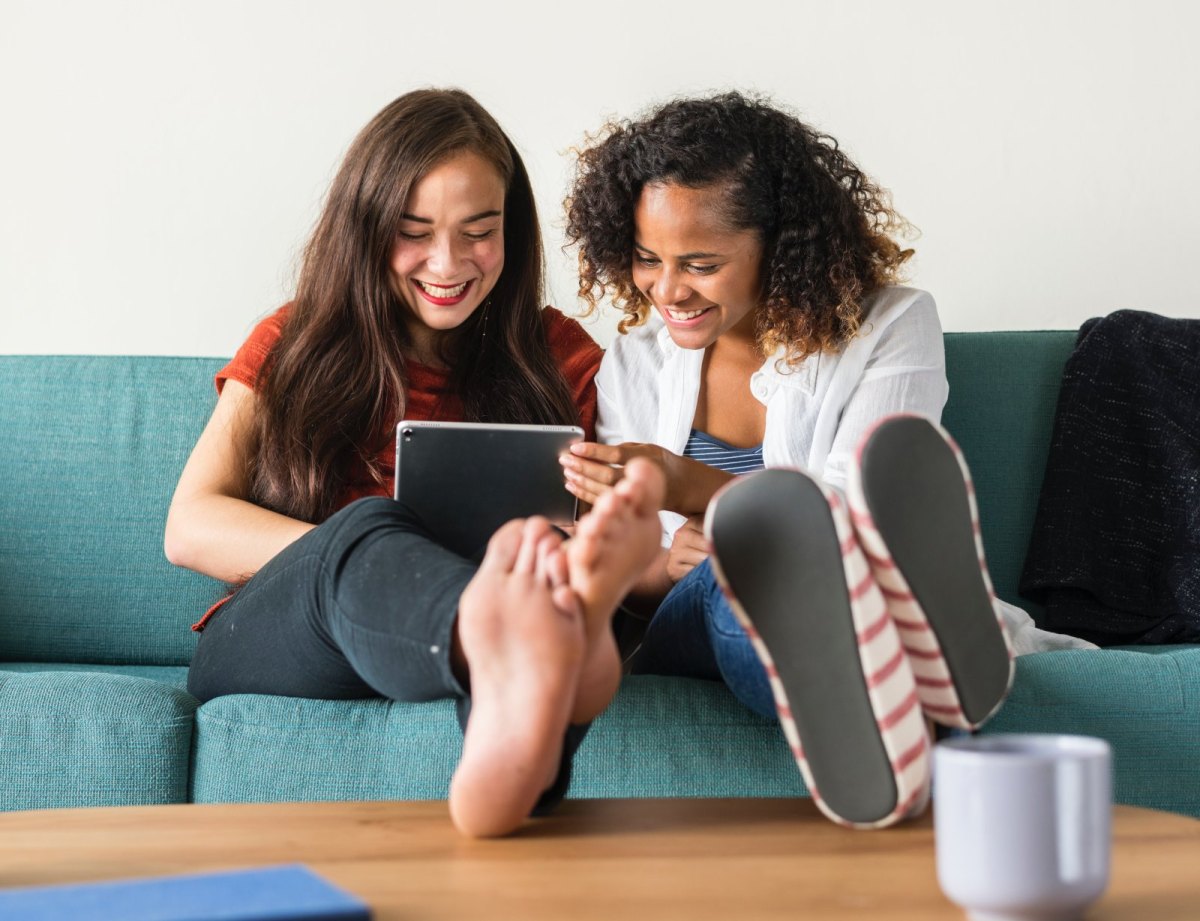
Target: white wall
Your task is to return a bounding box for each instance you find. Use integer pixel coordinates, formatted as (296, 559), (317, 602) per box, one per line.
(3, 0), (1198, 355)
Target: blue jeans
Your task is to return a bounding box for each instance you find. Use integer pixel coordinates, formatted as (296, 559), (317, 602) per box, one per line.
(628, 558), (776, 720)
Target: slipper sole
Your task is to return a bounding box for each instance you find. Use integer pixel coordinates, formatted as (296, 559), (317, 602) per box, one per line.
(856, 416), (1013, 727)
(707, 469), (912, 826)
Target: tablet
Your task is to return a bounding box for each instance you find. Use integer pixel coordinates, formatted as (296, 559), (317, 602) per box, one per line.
(394, 420), (584, 559)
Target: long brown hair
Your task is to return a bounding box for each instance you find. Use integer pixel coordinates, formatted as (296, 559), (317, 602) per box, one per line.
(250, 88), (579, 522)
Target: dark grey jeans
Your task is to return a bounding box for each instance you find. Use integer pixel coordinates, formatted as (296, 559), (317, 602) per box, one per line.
(187, 497), (585, 811)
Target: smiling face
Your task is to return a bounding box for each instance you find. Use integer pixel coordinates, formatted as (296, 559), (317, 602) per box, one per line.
(390, 150), (506, 358)
(630, 182), (764, 351)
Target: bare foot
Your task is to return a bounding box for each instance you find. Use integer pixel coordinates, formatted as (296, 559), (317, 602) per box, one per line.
(567, 458), (665, 723)
(449, 517), (585, 838)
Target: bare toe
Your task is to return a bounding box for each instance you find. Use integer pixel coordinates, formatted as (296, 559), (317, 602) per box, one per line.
(535, 529), (566, 585)
(515, 516), (552, 574)
(562, 460), (664, 725)
(616, 457), (666, 514)
(552, 583), (580, 615)
(546, 546), (570, 590)
(450, 522), (584, 838)
(480, 518), (526, 574)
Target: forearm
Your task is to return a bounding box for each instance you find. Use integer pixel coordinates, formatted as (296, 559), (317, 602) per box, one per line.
(164, 494), (315, 584)
(164, 379), (314, 584)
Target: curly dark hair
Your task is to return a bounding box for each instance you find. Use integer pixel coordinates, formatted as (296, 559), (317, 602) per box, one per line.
(565, 92), (914, 362)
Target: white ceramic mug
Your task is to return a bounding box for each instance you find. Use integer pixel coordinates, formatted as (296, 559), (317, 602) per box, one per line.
(934, 734), (1112, 921)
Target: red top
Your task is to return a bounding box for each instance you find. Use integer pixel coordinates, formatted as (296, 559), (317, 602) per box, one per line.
(192, 303), (602, 632)
(215, 302), (603, 507)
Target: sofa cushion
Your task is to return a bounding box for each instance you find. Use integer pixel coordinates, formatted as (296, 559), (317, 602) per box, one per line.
(574, 676), (806, 798)
(979, 644), (1200, 817)
(0, 662), (189, 690)
(0, 668), (197, 809)
(191, 676), (807, 803)
(191, 693), (460, 803)
(0, 356), (226, 666)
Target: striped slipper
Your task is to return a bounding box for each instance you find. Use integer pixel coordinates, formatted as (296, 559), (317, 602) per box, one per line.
(705, 467), (930, 829)
(847, 414), (1014, 730)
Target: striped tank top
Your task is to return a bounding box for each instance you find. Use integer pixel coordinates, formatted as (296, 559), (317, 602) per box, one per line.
(682, 429), (765, 475)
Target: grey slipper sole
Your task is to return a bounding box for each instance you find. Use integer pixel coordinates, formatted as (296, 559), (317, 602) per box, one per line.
(708, 469), (898, 825)
(859, 417), (1011, 726)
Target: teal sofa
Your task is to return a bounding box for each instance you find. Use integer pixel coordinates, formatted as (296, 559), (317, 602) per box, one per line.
(2, 333), (1198, 816)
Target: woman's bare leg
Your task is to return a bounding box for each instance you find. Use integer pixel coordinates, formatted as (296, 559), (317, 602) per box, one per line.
(450, 517), (585, 838)
(568, 458), (665, 723)
(449, 461), (665, 836)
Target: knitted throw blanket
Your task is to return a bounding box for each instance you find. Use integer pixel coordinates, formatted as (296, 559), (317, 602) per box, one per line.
(1020, 309), (1200, 645)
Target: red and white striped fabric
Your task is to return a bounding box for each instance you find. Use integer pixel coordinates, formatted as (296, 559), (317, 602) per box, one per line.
(847, 414), (1015, 730)
(707, 473), (931, 829)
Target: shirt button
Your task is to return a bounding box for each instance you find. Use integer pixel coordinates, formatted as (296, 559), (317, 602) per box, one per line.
(754, 383), (769, 399)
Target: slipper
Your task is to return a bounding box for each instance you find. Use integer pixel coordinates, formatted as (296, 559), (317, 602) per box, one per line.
(705, 468), (930, 829)
(848, 414), (1014, 730)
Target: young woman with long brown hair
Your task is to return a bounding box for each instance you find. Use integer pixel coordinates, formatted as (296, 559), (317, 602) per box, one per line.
(165, 88), (662, 838)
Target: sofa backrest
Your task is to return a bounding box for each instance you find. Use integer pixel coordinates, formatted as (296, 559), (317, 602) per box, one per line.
(0, 356), (224, 665)
(0, 333), (1077, 665)
(942, 331), (1076, 616)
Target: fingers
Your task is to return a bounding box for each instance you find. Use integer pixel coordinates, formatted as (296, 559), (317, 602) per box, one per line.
(670, 527), (707, 558)
(563, 475), (605, 507)
(561, 455), (621, 506)
(666, 548), (705, 582)
(561, 454), (621, 484)
(683, 513), (706, 530)
(561, 442), (652, 487)
(666, 514), (708, 583)
(566, 441), (631, 464)
(561, 444), (670, 513)
(665, 541), (707, 582)
(666, 558), (696, 583)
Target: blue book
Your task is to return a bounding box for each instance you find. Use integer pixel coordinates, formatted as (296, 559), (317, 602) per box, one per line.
(0, 864), (370, 920)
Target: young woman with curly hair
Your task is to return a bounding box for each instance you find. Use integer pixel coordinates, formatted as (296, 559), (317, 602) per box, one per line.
(165, 88), (664, 838)
(561, 93), (1017, 828)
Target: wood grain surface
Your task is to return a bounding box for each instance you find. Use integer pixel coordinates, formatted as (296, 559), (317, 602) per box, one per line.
(0, 799), (1196, 919)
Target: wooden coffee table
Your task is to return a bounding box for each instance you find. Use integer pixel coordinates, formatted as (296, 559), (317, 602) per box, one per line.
(0, 799), (1196, 919)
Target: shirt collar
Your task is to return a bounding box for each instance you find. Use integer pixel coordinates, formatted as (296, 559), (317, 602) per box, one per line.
(655, 322), (819, 394)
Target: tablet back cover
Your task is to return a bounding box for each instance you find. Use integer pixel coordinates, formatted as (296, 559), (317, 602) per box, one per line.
(395, 422), (581, 559)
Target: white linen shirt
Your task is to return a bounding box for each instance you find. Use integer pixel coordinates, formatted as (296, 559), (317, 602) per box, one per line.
(593, 284), (1099, 655)
(595, 286), (949, 545)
